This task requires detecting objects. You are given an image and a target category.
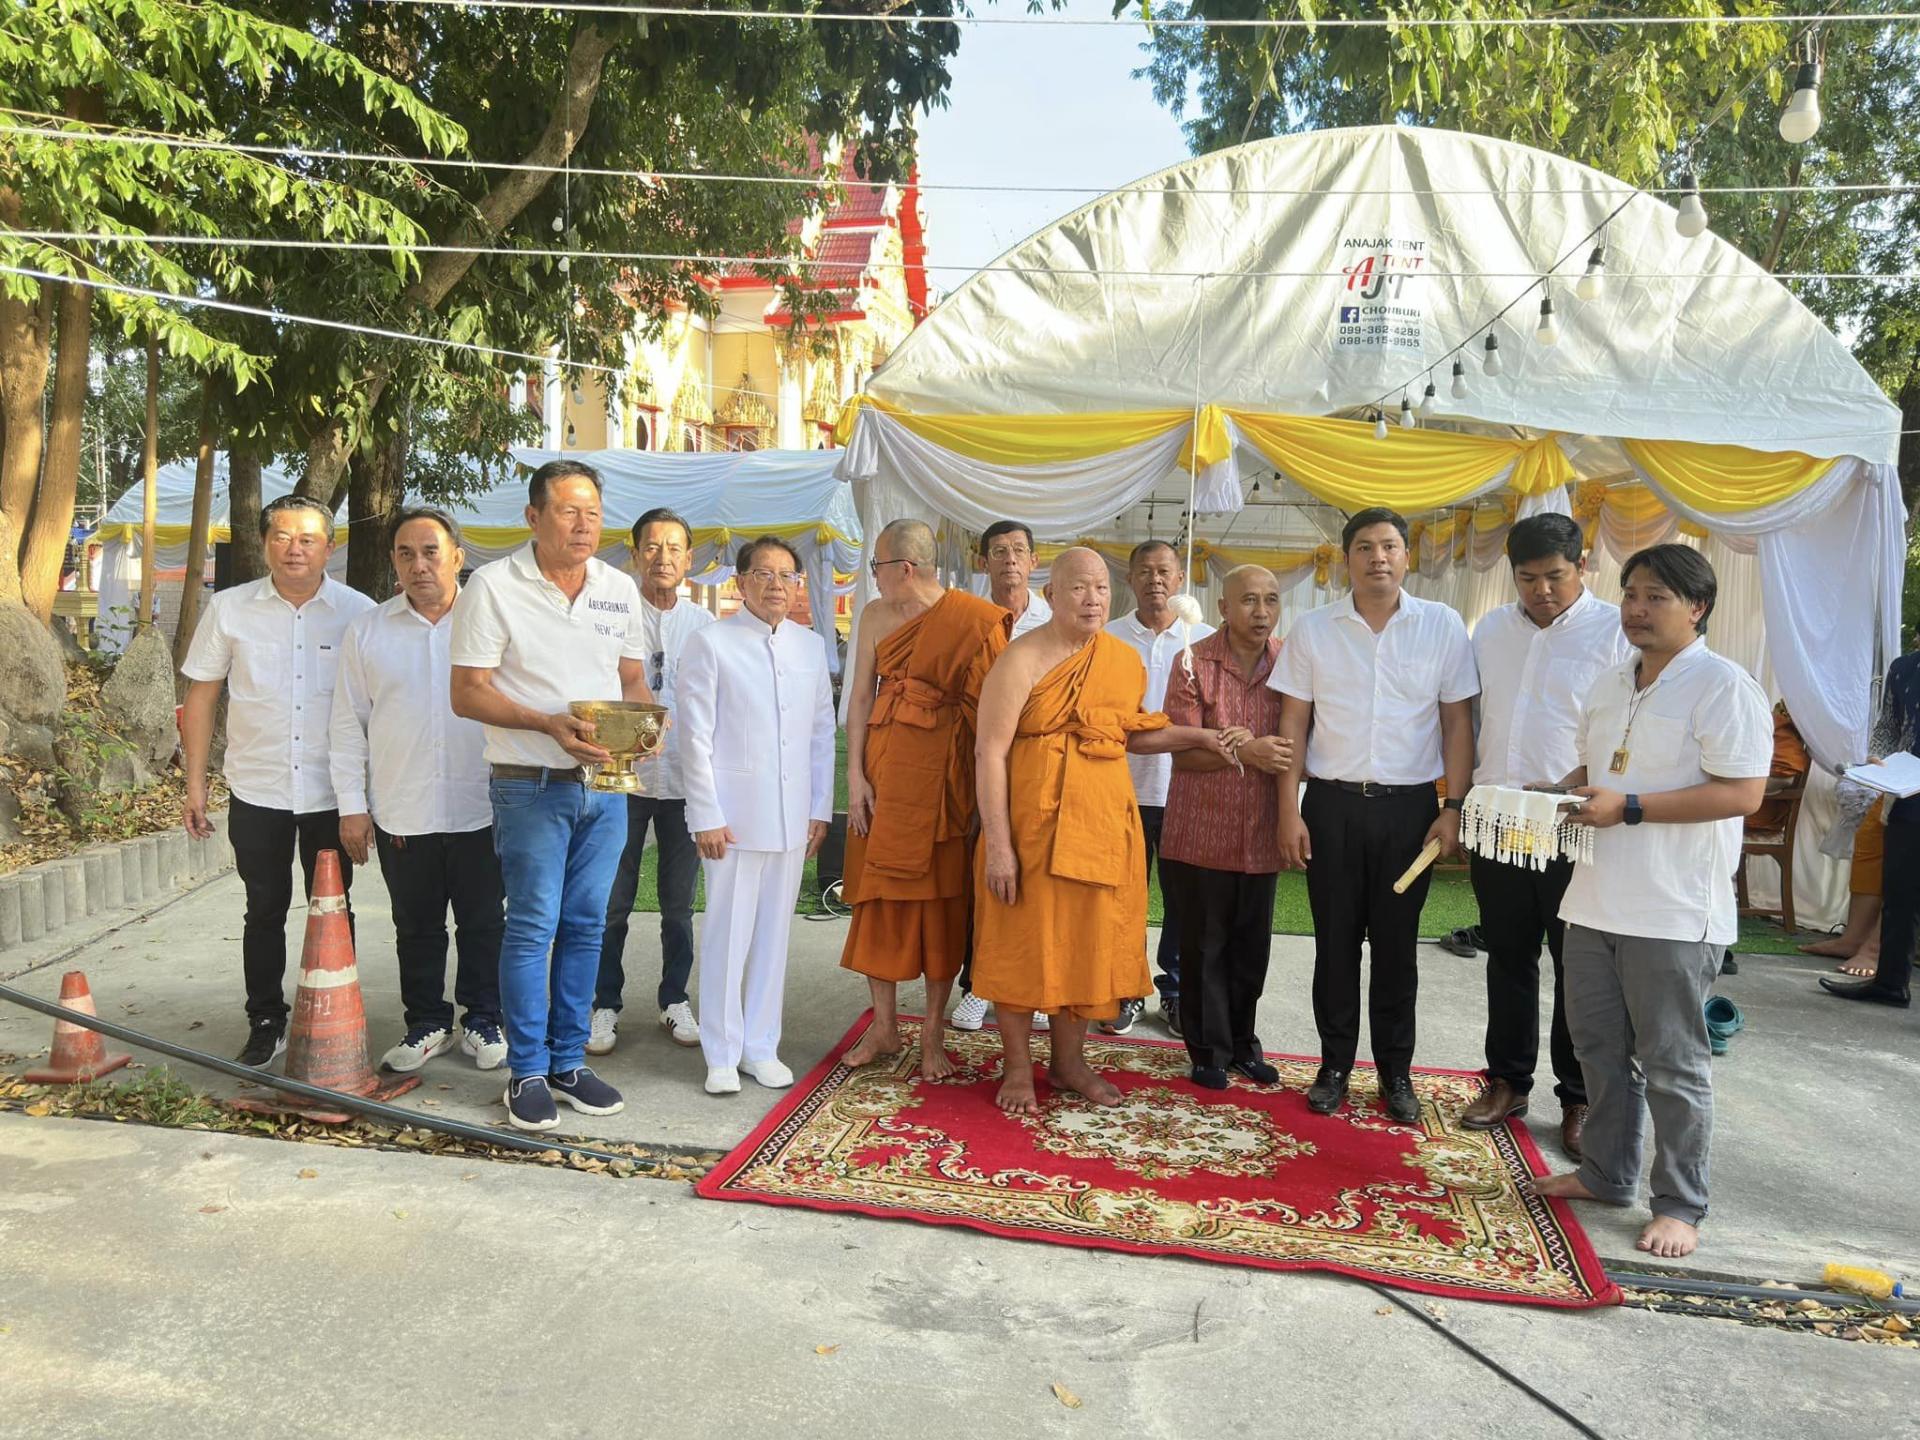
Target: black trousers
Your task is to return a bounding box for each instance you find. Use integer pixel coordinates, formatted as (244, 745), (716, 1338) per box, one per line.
(228, 794), (355, 1024)
(1139, 805), (1183, 1003)
(1301, 781), (1437, 1075)
(1874, 818), (1919, 994)
(1467, 852), (1585, 1105)
(596, 797), (700, 1012)
(1164, 859), (1276, 1070)
(375, 826), (505, 1032)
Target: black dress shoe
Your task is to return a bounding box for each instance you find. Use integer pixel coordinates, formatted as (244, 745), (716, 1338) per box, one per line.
(1380, 1073), (1420, 1124)
(1307, 1066), (1350, 1114)
(1190, 1065), (1230, 1090)
(1230, 1057), (1280, 1086)
(1818, 975), (1911, 1008)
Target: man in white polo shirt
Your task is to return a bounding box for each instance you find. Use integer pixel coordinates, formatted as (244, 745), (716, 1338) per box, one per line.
(1535, 544), (1770, 1261)
(330, 506), (506, 1075)
(180, 494), (375, 1068)
(450, 460), (656, 1132)
(1102, 539), (1213, 1036)
(1271, 507), (1478, 1124)
(1460, 514), (1632, 1159)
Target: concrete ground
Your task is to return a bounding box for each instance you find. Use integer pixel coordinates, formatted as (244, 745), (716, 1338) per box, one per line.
(2, 858), (1917, 1436)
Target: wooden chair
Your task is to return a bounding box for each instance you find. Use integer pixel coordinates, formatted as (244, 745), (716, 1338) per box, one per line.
(1736, 775), (1807, 934)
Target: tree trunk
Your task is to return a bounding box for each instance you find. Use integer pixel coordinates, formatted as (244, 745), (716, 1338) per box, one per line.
(295, 21), (618, 499)
(228, 446), (266, 584)
(136, 338), (159, 630)
(346, 419), (409, 600)
(1759, 152), (1804, 275)
(0, 271), (52, 558)
(173, 375), (219, 666)
(20, 278), (92, 622)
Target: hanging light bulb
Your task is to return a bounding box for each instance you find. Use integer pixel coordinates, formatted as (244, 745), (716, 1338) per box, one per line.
(1576, 245), (1605, 302)
(570, 383), (584, 406)
(1398, 394), (1416, 429)
(1675, 170), (1709, 238)
(1535, 291), (1560, 347)
(564, 420), (577, 447)
(1450, 358), (1469, 400)
(1779, 60), (1823, 144)
(551, 213), (565, 234)
(1416, 378), (1437, 420)
(1482, 333), (1503, 377)
(1373, 409), (1389, 441)
(558, 255), (571, 274)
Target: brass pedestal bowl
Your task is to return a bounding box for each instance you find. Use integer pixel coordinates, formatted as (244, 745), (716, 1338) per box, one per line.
(568, 700), (668, 794)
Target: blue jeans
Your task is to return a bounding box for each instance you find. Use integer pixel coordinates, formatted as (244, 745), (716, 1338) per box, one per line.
(489, 775), (625, 1079)
(596, 796), (699, 1012)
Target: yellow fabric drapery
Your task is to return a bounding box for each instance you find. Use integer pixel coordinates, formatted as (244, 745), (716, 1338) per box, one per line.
(1192, 541), (1347, 588)
(835, 394), (1197, 466)
(1624, 439), (1834, 514)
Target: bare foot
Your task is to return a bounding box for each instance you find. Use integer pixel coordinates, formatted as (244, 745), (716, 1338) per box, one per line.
(1638, 1215), (1700, 1258)
(919, 1046), (958, 1081)
(844, 1026), (904, 1067)
(1800, 937), (1854, 958)
(1840, 942), (1880, 979)
(1048, 1059), (1123, 1106)
(996, 1068), (1042, 1114)
(1529, 1171), (1600, 1201)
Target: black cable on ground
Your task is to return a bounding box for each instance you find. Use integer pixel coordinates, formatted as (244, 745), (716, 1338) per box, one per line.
(1365, 1282), (1609, 1440)
(0, 981), (703, 1174)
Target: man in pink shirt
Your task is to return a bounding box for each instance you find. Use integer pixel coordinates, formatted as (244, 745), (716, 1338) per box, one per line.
(1160, 565), (1295, 1087)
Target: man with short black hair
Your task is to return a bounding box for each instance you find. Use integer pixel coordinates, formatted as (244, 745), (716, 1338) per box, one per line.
(1460, 513), (1631, 1158)
(181, 493), (376, 1066)
(1272, 506), (1478, 1123)
(678, 535), (835, 1095)
(589, 506), (714, 1055)
(1535, 543), (1771, 1260)
(450, 459), (655, 1131)
(979, 519), (1052, 638)
(331, 506), (506, 1074)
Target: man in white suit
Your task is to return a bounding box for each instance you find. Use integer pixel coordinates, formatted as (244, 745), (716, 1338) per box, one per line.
(678, 535), (836, 1095)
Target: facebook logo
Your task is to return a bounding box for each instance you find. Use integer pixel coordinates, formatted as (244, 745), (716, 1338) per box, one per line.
(1339, 306), (1360, 323)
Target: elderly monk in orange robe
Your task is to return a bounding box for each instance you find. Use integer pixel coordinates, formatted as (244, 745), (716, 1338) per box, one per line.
(973, 547), (1245, 1113)
(841, 519), (1010, 1077)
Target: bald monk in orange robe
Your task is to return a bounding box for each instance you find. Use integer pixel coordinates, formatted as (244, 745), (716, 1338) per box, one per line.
(841, 519), (1010, 1077)
(973, 547), (1243, 1113)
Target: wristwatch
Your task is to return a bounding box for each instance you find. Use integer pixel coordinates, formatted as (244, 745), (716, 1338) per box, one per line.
(1624, 794), (1644, 826)
(1442, 797), (1463, 812)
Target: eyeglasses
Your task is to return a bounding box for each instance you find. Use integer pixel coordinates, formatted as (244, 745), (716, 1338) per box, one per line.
(745, 568), (802, 587)
(869, 558), (912, 575)
(985, 545), (1031, 562)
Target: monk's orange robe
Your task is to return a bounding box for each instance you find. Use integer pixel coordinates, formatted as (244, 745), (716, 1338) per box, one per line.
(971, 631), (1169, 1019)
(840, 590), (1010, 982)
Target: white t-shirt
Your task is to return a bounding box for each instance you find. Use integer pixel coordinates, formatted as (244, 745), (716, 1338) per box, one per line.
(181, 576), (376, 813)
(448, 545), (648, 769)
(632, 592), (716, 801)
(1269, 591), (1479, 784)
(1009, 589), (1052, 637)
(1558, 639), (1773, 946)
(1104, 611), (1215, 808)
(1472, 589), (1634, 788)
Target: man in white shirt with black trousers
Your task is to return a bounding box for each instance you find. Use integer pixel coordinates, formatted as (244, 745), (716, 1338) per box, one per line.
(331, 506), (506, 1075)
(1103, 539), (1213, 1036)
(589, 506), (715, 1056)
(1271, 507), (1478, 1124)
(1535, 543), (1770, 1261)
(1460, 514), (1632, 1158)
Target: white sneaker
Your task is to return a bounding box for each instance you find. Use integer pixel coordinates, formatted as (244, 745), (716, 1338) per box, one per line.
(740, 1057), (795, 1089)
(586, 1007), (618, 1056)
(1032, 1010), (1051, 1032)
(382, 1025), (454, 1073)
(950, 991), (989, 1031)
(660, 1002), (701, 1047)
(704, 1066), (741, 1095)
(460, 1019), (508, 1071)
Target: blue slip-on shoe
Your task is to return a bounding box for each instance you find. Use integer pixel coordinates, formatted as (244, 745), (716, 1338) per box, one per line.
(549, 1066), (625, 1116)
(1704, 995), (1745, 1056)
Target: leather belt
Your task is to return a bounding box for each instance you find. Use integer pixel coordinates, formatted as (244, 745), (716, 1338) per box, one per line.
(1314, 778), (1435, 798)
(490, 763), (588, 784)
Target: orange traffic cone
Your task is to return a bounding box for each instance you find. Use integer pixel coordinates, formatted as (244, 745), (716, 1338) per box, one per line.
(25, 970), (132, 1084)
(230, 850), (419, 1124)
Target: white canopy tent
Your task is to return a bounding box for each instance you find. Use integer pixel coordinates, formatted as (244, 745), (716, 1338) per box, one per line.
(93, 447), (862, 670)
(838, 125), (1906, 929)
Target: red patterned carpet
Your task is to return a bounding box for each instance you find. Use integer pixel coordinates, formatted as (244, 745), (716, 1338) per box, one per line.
(697, 1013), (1619, 1309)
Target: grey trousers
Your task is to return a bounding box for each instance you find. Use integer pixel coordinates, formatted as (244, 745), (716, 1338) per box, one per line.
(1563, 924), (1721, 1227)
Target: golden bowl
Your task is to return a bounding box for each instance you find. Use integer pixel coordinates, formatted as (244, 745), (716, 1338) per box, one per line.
(568, 700), (668, 793)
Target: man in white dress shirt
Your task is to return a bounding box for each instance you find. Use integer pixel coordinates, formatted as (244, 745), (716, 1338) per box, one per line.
(1535, 544), (1770, 1260)
(678, 536), (835, 1096)
(589, 507), (715, 1056)
(1460, 514), (1632, 1157)
(1272, 507), (1478, 1123)
(330, 507), (506, 1075)
(450, 460), (655, 1132)
(1102, 540), (1214, 1036)
(180, 495), (376, 1068)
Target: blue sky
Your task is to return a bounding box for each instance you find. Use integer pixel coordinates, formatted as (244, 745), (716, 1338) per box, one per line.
(915, 2), (1193, 284)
